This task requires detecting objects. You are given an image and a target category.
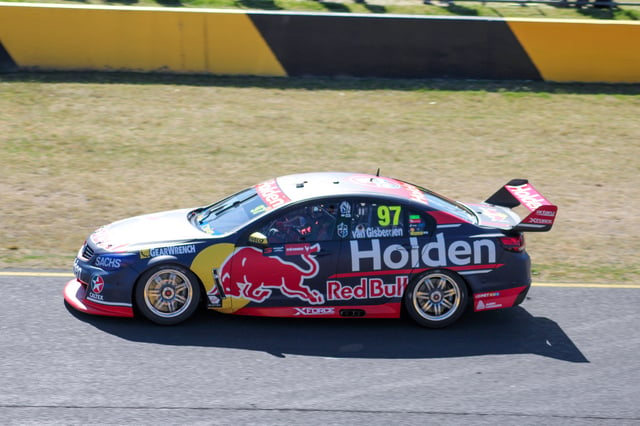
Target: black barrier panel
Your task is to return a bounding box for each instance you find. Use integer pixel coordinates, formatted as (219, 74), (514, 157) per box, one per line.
(0, 42), (18, 72)
(249, 14), (542, 80)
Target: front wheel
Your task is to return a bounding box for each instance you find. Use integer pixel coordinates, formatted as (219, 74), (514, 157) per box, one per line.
(135, 264), (202, 325)
(404, 270), (468, 328)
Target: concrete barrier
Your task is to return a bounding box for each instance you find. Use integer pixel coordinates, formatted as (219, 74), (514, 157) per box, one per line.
(1, 3), (639, 82)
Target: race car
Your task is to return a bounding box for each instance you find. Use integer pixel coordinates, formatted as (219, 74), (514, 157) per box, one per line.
(64, 172), (557, 328)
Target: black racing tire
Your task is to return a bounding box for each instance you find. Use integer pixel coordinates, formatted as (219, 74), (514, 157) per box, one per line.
(404, 269), (468, 328)
(135, 264), (202, 325)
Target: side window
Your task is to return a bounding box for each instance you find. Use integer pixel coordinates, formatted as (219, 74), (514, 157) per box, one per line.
(406, 209), (433, 237)
(260, 202), (339, 244)
(346, 200), (405, 239)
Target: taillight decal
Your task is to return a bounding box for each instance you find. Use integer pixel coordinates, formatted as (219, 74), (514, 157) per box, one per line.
(500, 235), (525, 252)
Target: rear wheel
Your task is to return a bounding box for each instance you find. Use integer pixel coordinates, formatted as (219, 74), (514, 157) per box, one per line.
(404, 270), (468, 328)
(136, 264), (201, 325)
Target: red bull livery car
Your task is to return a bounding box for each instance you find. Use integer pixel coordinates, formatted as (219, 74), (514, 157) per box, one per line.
(65, 172), (557, 328)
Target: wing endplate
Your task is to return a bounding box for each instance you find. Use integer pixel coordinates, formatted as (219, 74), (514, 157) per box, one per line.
(486, 179), (557, 232)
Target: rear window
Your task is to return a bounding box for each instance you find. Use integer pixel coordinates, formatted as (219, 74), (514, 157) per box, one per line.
(414, 184), (477, 224)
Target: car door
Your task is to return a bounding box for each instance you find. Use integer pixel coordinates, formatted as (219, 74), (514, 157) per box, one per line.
(222, 200), (341, 311)
(333, 198), (435, 307)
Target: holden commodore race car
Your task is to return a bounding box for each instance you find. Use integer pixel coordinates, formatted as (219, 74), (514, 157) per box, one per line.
(64, 172), (557, 328)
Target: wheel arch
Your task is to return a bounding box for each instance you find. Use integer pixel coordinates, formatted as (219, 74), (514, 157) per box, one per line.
(403, 267), (473, 300)
(402, 268), (471, 328)
(132, 261), (207, 316)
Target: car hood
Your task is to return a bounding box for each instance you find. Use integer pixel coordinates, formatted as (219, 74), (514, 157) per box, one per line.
(90, 209), (207, 252)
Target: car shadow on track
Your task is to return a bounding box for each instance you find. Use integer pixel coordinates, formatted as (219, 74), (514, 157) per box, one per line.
(65, 303), (589, 363)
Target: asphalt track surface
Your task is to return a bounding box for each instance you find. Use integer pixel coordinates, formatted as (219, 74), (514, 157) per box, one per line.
(1, 272), (639, 425)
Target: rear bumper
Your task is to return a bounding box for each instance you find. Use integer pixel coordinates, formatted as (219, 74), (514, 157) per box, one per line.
(466, 251), (531, 312)
(472, 285), (529, 312)
(64, 279), (134, 318)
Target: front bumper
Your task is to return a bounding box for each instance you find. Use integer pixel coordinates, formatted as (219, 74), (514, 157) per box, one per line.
(64, 279), (134, 318)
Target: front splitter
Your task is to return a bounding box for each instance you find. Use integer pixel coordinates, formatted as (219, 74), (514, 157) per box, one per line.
(63, 279), (134, 318)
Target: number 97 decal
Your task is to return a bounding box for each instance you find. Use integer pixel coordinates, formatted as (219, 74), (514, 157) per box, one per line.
(377, 205), (402, 226)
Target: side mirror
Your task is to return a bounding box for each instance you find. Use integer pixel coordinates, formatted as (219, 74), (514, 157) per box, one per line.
(248, 232), (268, 247)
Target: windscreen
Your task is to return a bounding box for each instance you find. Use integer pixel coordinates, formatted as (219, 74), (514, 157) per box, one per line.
(191, 188), (271, 235)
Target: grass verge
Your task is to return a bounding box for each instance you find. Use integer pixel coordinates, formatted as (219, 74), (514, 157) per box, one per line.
(1, 72), (639, 283)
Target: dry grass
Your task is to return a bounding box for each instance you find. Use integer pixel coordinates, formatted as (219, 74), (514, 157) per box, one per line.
(1, 73), (639, 283)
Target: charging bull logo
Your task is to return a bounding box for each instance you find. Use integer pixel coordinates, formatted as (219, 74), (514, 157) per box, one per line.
(219, 243), (324, 304)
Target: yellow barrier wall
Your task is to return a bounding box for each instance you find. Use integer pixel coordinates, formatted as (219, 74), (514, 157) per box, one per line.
(1, 3), (640, 82)
(508, 19), (640, 83)
(0, 3), (286, 76)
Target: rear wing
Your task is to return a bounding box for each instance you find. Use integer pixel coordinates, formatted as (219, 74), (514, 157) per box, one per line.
(485, 179), (558, 232)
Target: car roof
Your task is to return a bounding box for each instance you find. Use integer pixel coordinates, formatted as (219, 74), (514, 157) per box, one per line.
(274, 172), (427, 204)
